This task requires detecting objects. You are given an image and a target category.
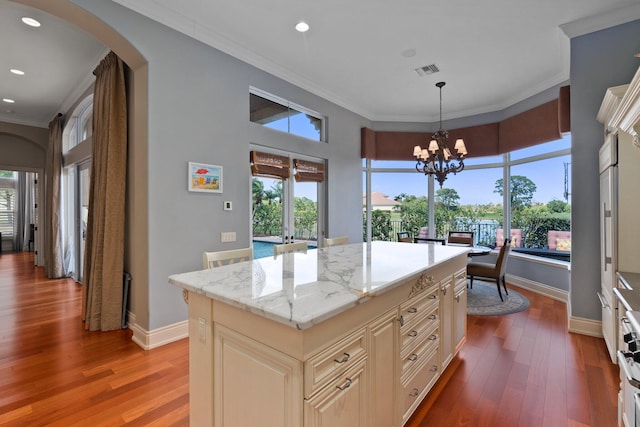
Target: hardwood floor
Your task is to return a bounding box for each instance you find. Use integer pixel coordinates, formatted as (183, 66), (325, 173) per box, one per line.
(1, 251), (619, 426)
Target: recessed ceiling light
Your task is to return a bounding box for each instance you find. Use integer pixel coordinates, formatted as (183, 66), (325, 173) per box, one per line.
(401, 49), (416, 58)
(10, 69), (25, 76)
(295, 21), (309, 33)
(21, 17), (41, 27)
(3, 99), (16, 104)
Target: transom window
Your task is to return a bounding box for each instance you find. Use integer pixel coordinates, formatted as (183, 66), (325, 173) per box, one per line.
(250, 88), (325, 142)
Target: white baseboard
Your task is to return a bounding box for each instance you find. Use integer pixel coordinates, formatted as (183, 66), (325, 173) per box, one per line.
(506, 274), (603, 337)
(568, 316), (603, 337)
(505, 274), (569, 303)
(128, 312), (188, 350)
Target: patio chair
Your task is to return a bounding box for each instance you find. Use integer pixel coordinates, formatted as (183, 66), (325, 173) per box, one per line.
(397, 231), (413, 243)
(496, 229), (522, 248)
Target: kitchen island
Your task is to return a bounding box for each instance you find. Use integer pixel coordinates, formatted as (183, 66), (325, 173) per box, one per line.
(169, 241), (469, 426)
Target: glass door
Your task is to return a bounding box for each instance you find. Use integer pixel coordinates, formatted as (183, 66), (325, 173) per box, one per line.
(77, 161), (91, 282)
(251, 149), (324, 257)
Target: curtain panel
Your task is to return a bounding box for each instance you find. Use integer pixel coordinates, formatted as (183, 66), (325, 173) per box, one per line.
(44, 115), (65, 278)
(83, 51), (128, 332)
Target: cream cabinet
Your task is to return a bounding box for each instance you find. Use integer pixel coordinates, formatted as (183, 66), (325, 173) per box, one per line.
(213, 324), (303, 427)
(453, 268), (468, 353)
(304, 358), (368, 427)
(180, 250), (468, 427)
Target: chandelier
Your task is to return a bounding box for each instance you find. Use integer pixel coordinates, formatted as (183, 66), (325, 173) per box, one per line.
(413, 81), (467, 187)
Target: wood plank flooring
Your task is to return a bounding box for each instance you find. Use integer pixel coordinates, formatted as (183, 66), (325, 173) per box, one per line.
(1, 251), (619, 426)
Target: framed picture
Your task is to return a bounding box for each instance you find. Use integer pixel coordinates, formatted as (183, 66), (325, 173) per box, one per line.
(188, 162), (223, 193)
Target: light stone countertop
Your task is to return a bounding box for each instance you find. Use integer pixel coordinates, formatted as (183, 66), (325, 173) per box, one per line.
(169, 241), (469, 330)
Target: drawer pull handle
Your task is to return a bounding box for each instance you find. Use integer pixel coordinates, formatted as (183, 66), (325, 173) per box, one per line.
(409, 388), (420, 397)
(622, 317), (631, 324)
(398, 315), (404, 327)
(428, 334), (437, 341)
(336, 378), (352, 391)
(442, 287), (447, 295)
(455, 295), (460, 302)
(407, 307), (418, 314)
(429, 294), (437, 300)
(408, 353), (418, 362)
(334, 353), (350, 364)
(428, 314), (437, 320)
(408, 330), (418, 337)
(430, 365), (438, 372)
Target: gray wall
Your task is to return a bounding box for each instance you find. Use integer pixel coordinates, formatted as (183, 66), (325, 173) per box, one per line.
(569, 20), (640, 319)
(0, 122), (47, 171)
(71, 0), (369, 330)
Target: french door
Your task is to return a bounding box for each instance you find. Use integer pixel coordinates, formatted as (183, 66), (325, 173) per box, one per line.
(251, 149), (324, 247)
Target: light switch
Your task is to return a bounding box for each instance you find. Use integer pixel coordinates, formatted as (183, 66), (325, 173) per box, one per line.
(221, 232), (236, 242)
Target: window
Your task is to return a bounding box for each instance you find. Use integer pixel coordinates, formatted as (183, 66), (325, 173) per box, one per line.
(0, 170), (16, 240)
(363, 135), (571, 260)
(63, 95), (93, 152)
(250, 88), (324, 142)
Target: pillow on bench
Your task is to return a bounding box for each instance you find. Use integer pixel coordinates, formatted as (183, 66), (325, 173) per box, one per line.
(556, 238), (571, 251)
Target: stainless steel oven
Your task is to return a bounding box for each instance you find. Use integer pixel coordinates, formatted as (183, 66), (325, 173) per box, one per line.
(635, 392), (640, 427)
(618, 348), (640, 426)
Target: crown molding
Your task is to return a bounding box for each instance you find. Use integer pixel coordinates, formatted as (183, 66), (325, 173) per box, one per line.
(560, 3), (640, 38)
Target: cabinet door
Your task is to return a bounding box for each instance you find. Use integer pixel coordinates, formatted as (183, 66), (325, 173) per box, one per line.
(600, 166), (615, 303)
(454, 285), (466, 353)
(369, 310), (399, 427)
(439, 278), (454, 369)
(214, 324), (303, 427)
(304, 359), (367, 427)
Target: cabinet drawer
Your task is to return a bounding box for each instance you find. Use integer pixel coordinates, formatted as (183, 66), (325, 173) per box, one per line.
(454, 268), (467, 286)
(400, 287), (438, 326)
(400, 305), (438, 355)
(401, 349), (439, 422)
(401, 323), (439, 381)
(304, 328), (367, 398)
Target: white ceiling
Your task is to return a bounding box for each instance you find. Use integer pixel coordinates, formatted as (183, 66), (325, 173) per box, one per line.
(3, 0), (640, 128)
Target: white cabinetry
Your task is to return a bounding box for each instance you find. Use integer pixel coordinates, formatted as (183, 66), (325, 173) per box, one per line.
(181, 250), (468, 427)
(597, 80), (640, 363)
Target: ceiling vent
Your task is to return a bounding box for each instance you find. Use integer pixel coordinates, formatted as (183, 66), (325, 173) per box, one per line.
(415, 64), (439, 77)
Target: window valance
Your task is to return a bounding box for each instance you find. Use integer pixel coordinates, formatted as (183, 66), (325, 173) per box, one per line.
(250, 150), (290, 180)
(361, 85), (570, 160)
(293, 159), (325, 182)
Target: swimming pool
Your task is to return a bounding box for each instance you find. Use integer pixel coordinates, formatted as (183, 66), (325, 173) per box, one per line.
(253, 241), (276, 259)
(252, 240), (317, 259)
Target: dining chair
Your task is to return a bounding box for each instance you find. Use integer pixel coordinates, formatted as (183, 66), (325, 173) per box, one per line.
(467, 239), (511, 301)
(324, 236), (349, 247)
(273, 241), (308, 257)
(447, 231), (474, 246)
(203, 247), (253, 269)
(397, 231), (413, 243)
(414, 237), (446, 245)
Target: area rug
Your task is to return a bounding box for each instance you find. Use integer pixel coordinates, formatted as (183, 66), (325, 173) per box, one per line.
(467, 281), (530, 316)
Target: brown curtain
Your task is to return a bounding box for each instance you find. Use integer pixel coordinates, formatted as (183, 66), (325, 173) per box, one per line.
(44, 114), (65, 278)
(83, 52), (128, 331)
